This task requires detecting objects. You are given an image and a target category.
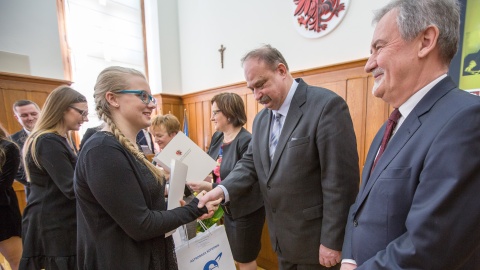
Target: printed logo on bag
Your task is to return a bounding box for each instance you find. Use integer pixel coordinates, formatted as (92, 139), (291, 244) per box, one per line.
(203, 252), (222, 270)
(176, 150), (183, 156)
(292, 0), (350, 38)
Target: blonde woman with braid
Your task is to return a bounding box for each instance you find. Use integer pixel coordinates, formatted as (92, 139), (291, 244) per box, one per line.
(74, 66), (221, 269)
(20, 86), (88, 270)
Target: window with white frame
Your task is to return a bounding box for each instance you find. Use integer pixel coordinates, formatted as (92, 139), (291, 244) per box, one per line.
(63, 0), (147, 134)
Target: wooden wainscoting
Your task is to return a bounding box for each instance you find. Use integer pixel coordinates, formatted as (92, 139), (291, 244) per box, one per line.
(0, 72), (71, 134)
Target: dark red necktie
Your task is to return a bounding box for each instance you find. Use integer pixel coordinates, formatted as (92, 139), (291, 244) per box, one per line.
(371, 108), (402, 172)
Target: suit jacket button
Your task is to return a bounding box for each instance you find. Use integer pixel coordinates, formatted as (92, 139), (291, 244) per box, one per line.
(267, 185), (271, 190)
(272, 208), (276, 213)
(353, 220), (358, 227)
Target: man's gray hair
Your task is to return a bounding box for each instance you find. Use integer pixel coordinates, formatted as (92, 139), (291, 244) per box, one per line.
(373, 0), (460, 64)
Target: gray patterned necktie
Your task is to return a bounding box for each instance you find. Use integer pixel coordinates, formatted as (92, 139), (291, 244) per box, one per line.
(269, 112), (283, 161)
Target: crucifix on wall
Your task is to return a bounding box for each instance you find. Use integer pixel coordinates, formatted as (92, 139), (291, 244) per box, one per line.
(218, 44), (226, 69)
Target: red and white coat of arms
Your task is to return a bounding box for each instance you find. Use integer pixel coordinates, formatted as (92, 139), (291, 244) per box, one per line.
(293, 0), (350, 38)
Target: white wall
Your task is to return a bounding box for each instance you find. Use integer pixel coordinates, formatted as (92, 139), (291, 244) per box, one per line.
(0, 0), (64, 79)
(177, 0), (385, 94)
(0, 0), (386, 93)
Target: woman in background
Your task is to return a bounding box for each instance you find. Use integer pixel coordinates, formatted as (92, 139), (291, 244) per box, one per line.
(188, 92), (265, 270)
(151, 114), (180, 151)
(20, 86), (88, 269)
(75, 66), (220, 269)
(0, 123), (22, 270)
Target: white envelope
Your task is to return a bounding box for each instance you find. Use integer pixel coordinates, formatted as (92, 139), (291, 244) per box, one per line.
(153, 131), (217, 182)
(167, 159), (188, 210)
(165, 159), (188, 237)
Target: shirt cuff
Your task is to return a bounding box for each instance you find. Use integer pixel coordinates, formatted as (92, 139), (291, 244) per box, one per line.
(218, 185), (229, 203)
(341, 259), (357, 265)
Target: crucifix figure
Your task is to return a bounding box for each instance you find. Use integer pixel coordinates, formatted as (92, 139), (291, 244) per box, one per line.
(218, 44), (226, 69)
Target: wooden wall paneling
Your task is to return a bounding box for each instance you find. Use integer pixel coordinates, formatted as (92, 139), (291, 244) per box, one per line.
(364, 75), (389, 179)
(0, 72), (71, 134)
(202, 101), (212, 151)
(0, 89), (9, 129)
(187, 103), (197, 143)
(195, 102), (205, 150)
(346, 77), (368, 177)
(245, 92), (257, 132)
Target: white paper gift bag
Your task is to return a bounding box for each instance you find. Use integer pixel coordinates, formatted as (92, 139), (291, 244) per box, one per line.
(175, 224), (236, 270)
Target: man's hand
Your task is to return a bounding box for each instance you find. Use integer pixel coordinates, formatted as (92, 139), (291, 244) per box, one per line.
(340, 262), (357, 270)
(319, 244), (341, 268)
(197, 187), (224, 219)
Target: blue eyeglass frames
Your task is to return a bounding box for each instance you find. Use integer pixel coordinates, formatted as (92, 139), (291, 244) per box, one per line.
(117, 90), (157, 105)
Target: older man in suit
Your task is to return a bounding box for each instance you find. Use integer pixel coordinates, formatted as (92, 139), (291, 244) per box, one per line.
(11, 100), (40, 198)
(341, 1), (480, 269)
(199, 44), (359, 269)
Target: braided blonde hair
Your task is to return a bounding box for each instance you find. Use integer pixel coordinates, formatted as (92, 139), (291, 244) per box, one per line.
(94, 66), (163, 183)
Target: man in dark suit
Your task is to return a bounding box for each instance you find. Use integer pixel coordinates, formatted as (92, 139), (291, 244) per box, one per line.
(341, 1), (480, 269)
(10, 100), (40, 198)
(136, 128), (154, 154)
(199, 44), (359, 269)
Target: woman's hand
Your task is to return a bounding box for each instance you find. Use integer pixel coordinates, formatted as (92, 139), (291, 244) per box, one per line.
(187, 181), (213, 192)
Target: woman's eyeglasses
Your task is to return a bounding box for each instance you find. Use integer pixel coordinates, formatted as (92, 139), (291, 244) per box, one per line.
(117, 90), (157, 105)
(69, 106), (89, 119)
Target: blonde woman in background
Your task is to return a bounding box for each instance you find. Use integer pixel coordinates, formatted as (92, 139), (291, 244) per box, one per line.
(0, 123), (22, 270)
(74, 66), (220, 269)
(151, 114), (180, 151)
(20, 86), (88, 270)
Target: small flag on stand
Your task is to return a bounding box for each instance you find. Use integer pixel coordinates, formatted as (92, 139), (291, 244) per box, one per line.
(183, 109), (189, 137)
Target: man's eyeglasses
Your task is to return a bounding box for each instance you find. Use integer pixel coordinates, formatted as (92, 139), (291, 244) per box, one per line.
(117, 90), (157, 105)
(212, 110), (222, 116)
(69, 106), (89, 119)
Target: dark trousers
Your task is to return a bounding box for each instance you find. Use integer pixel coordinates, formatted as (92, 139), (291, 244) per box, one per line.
(277, 255), (339, 270)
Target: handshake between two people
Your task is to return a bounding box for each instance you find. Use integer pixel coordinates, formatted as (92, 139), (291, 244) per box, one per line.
(194, 187), (225, 220)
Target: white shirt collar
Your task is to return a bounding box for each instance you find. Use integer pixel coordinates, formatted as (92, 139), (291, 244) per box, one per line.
(394, 74), (447, 133)
(272, 79), (299, 117)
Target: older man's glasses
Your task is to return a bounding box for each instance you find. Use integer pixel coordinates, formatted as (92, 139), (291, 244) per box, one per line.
(117, 90), (157, 105)
(69, 106), (88, 119)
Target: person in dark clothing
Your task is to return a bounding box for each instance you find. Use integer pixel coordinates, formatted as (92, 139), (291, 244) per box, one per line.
(10, 99), (41, 199)
(20, 86), (89, 270)
(78, 123), (104, 151)
(188, 92), (265, 270)
(74, 66), (221, 270)
(0, 123), (22, 270)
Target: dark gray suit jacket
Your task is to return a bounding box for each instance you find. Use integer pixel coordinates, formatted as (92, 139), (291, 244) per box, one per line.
(221, 78), (359, 264)
(10, 129), (29, 189)
(342, 76), (480, 269)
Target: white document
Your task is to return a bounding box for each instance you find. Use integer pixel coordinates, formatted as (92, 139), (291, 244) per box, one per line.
(167, 159), (188, 210)
(153, 131), (217, 182)
(165, 159), (188, 237)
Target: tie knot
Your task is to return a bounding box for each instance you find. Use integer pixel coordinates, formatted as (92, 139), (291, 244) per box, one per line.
(389, 109), (401, 123)
(274, 112), (282, 121)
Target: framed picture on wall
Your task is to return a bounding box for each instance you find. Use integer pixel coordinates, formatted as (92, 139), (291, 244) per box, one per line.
(450, 0), (480, 92)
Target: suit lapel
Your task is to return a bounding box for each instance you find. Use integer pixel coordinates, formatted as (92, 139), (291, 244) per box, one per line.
(268, 79), (306, 178)
(355, 76), (457, 211)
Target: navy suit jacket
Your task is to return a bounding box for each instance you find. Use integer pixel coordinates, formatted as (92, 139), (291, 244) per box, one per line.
(136, 130), (154, 153)
(342, 76), (480, 269)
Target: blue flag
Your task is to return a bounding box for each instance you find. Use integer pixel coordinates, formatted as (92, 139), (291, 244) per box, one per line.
(183, 109), (189, 137)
